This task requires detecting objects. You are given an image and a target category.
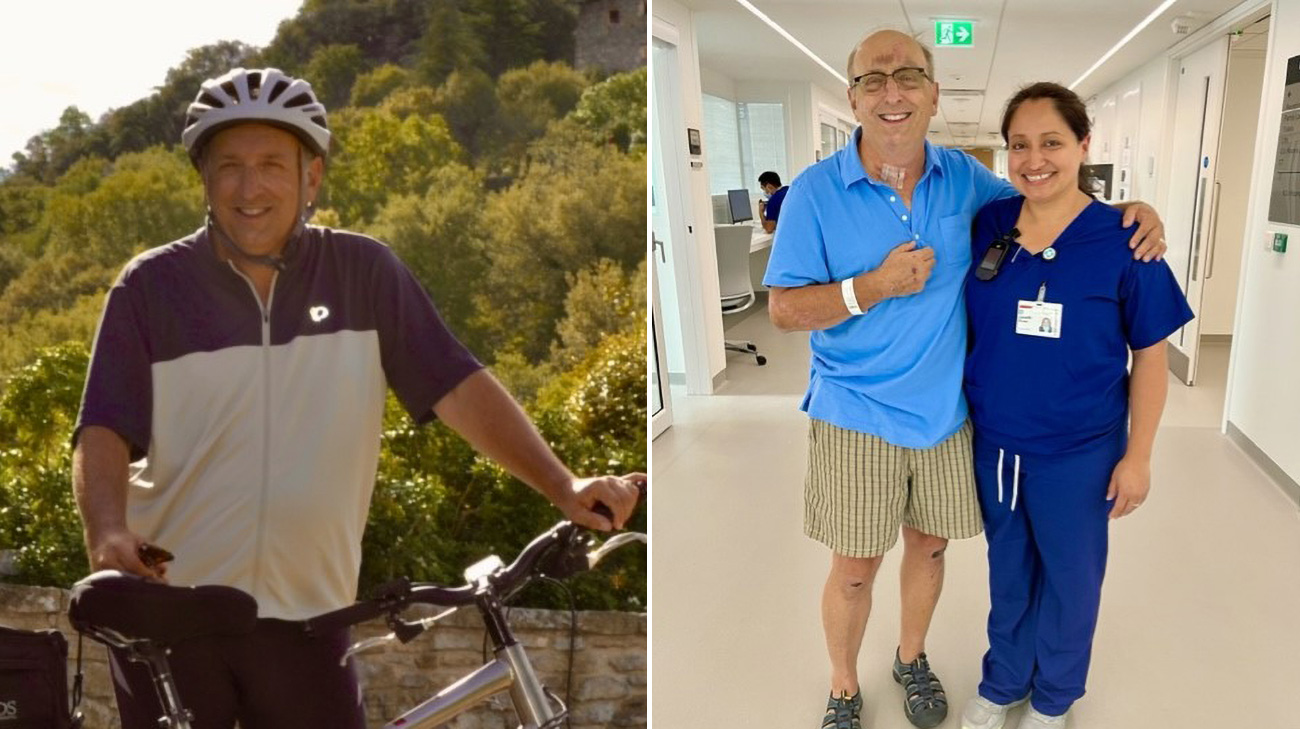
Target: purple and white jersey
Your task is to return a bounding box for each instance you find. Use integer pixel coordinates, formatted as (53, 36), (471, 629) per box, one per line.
(75, 226), (482, 620)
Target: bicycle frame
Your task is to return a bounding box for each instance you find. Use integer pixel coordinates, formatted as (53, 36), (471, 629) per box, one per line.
(389, 642), (556, 728)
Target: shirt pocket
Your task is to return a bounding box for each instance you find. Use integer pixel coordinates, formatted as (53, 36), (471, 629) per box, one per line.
(937, 213), (974, 269)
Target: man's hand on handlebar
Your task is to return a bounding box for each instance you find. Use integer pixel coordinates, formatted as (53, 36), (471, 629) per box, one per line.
(558, 473), (646, 531)
(87, 528), (169, 583)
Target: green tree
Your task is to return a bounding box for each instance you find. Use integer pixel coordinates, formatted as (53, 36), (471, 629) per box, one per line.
(473, 140), (646, 361)
(570, 66), (648, 152)
(349, 63), (413, 107)
(370, 164), (489, 351)
(44, 146), (204, 267)
(379, 86), (439, 117)
(551, 258), (646, 368)
(0, 343), (91, 587)
(416, 0), (483, 87)
(432, 68), (498, 158)
(324, 108), (464, 226)
(304, 43), (368, 110)
(486, 61), (588, 175)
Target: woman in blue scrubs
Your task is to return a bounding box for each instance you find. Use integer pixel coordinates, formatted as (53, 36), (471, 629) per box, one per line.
(958, 83), (1193, 729)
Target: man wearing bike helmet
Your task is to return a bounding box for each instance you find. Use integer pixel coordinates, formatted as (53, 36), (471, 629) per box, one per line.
(72, 67), (642, 728)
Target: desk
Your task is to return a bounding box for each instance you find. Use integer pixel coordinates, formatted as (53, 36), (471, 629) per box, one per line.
(748, 228), (773, 291)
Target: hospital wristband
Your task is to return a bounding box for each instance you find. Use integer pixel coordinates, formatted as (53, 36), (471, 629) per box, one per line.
(841, 277), (864, 316)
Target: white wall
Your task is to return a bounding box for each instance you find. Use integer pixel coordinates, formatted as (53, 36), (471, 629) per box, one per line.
(653, 0), (727, 387)
(1202, 48), (1267, 336)
(1087, 55), (1171, 208)
(1226, 0), (1300, 484)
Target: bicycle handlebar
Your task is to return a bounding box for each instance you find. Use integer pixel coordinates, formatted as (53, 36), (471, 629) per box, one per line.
(306, 482), (646, 637)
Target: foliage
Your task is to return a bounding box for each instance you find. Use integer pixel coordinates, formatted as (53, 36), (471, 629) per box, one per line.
(44, 147), (204, 266)
(305, 43), (369, 110)
(325, 108), (464, 226)
(552, 259), (647, 369)
(360, 321), (647, 610)
(0, 343), (91, 587)
(486, 61), (589, 177)
(0, 295), (103, 378)
(432, 68), (499, 159)
(0, 0), (648, 612)
(571, 67), (648, 152)
(349, 64), (414, 108)
(416, 0), (484, 88)
(473, 138), (646, 362)
(370, 164), (489, 351)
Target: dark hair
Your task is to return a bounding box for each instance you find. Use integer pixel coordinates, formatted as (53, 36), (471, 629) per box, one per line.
(1001, 82), (1093, 194)
(758, 171), (782, 187)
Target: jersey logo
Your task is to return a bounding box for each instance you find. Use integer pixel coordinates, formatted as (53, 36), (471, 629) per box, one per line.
(309, 305), (330, 323)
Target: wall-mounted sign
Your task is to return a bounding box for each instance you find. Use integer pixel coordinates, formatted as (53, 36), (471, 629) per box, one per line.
(935, 21), (973, 47)
(1267, 55), (1300, 225)
(687, 128), (702, 156)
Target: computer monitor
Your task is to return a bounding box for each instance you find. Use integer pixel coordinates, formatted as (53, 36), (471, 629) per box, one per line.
(727, 189), (753, 223)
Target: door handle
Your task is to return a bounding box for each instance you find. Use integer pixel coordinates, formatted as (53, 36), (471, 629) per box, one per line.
(652, 236), (666, 263)
(1205, 181), (1222, 280)
(1190, 178), (1206, 283)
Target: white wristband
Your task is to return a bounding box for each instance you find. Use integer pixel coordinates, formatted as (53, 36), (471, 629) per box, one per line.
(841, 277), (864, 316)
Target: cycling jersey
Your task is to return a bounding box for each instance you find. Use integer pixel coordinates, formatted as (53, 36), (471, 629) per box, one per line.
(75, 226), (482, 620)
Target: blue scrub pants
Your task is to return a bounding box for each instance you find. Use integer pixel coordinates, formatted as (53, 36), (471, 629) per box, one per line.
(972, 427), (1125, 716)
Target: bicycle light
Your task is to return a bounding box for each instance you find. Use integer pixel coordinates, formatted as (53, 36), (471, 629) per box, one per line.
(464, 555), (504, 585)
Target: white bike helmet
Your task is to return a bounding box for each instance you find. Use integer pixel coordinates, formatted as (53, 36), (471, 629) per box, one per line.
(181, 67), (331, 166)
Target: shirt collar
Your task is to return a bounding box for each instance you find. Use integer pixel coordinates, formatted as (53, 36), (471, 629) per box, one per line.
(837, 128), (944, 190)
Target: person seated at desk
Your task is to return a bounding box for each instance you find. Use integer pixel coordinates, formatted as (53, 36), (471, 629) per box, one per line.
(758, 171), (789, 234)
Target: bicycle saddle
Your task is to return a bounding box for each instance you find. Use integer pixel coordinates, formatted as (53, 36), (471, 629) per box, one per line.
(69, 570), (258, 646)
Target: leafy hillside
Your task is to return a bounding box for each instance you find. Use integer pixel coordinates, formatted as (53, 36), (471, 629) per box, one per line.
(0, 0), (648, 610)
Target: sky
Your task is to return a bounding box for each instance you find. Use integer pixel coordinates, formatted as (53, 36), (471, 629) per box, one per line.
(0, 0), (305, 169)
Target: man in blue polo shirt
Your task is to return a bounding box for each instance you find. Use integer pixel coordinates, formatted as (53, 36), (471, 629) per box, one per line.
(763, 30), (1166, 729)
(758, 170), (789, 233)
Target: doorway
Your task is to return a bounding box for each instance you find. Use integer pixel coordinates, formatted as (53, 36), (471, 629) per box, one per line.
(1163, 16), (1269, 388)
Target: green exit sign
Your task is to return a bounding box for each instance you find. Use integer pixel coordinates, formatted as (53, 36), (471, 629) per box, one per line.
(935, 20), (974, 47)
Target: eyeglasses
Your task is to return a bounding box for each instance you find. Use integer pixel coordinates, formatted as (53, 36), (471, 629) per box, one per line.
(850, 67), (931, 94)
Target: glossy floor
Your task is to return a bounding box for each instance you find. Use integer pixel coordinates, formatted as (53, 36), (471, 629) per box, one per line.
(652, 303), (1300, 728)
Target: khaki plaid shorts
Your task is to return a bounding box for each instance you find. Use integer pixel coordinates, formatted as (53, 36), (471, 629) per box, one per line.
(804, 419), (981, 558)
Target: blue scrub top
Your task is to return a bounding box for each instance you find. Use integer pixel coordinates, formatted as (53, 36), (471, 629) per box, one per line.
(766, 185), (789, 222)
(764, 131), (1014, 448)
(964, 196), (1194, 454)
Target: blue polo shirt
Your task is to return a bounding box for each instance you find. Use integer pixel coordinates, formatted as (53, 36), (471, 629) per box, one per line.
(964, 196), (1193, 454)
(764, 131), (1014, 448)
(766, 185), (789, 222)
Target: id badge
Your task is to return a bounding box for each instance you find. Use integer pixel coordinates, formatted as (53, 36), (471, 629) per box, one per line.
(1016, 300), (1062, 338)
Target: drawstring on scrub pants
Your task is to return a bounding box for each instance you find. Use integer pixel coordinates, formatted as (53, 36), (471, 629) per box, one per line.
(997, 448), (1021, 512)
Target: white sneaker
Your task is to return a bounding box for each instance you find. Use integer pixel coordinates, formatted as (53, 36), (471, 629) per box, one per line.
(960, 695), (1027, 729)
(1015, 707), (1067, 729)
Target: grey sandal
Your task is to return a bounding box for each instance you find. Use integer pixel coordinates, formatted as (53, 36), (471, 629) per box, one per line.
(891, 649), (948, 728)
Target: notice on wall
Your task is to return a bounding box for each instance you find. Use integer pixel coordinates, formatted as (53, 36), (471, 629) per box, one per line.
(1268, 55), (1300, 225)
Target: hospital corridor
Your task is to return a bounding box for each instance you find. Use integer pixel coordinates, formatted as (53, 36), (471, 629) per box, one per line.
(649, 0), (1300, 726)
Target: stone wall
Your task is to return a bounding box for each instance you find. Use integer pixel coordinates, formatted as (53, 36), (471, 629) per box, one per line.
(575, 0), (647, 75)
(0, 584), (645, 728)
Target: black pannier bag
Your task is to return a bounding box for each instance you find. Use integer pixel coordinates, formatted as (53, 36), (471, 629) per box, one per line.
(0, 626), (82, 728)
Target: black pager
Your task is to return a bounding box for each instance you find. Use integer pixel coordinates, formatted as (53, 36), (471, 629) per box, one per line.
(975, 227), (1019, 281)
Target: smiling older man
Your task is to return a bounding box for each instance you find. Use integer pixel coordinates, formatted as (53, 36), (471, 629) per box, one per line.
(72, 67), (642, 728)
(763, 30), (1166, 729)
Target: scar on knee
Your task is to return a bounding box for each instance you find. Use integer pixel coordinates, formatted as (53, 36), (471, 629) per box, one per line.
(848, 580), (864, 588)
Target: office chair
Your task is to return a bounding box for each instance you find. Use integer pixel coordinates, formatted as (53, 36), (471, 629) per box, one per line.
(713, 225), (767, 366)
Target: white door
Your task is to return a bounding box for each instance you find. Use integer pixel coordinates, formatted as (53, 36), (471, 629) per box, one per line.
(651, 31), (714, 394)
(1163, 37), (1229, 385)
(651, 244), (673, 439)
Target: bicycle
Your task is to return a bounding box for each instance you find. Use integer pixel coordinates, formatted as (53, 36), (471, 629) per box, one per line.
(67, 505), (647, 729)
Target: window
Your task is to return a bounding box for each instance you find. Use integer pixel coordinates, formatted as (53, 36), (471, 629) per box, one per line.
(702, 94), (787, 195)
